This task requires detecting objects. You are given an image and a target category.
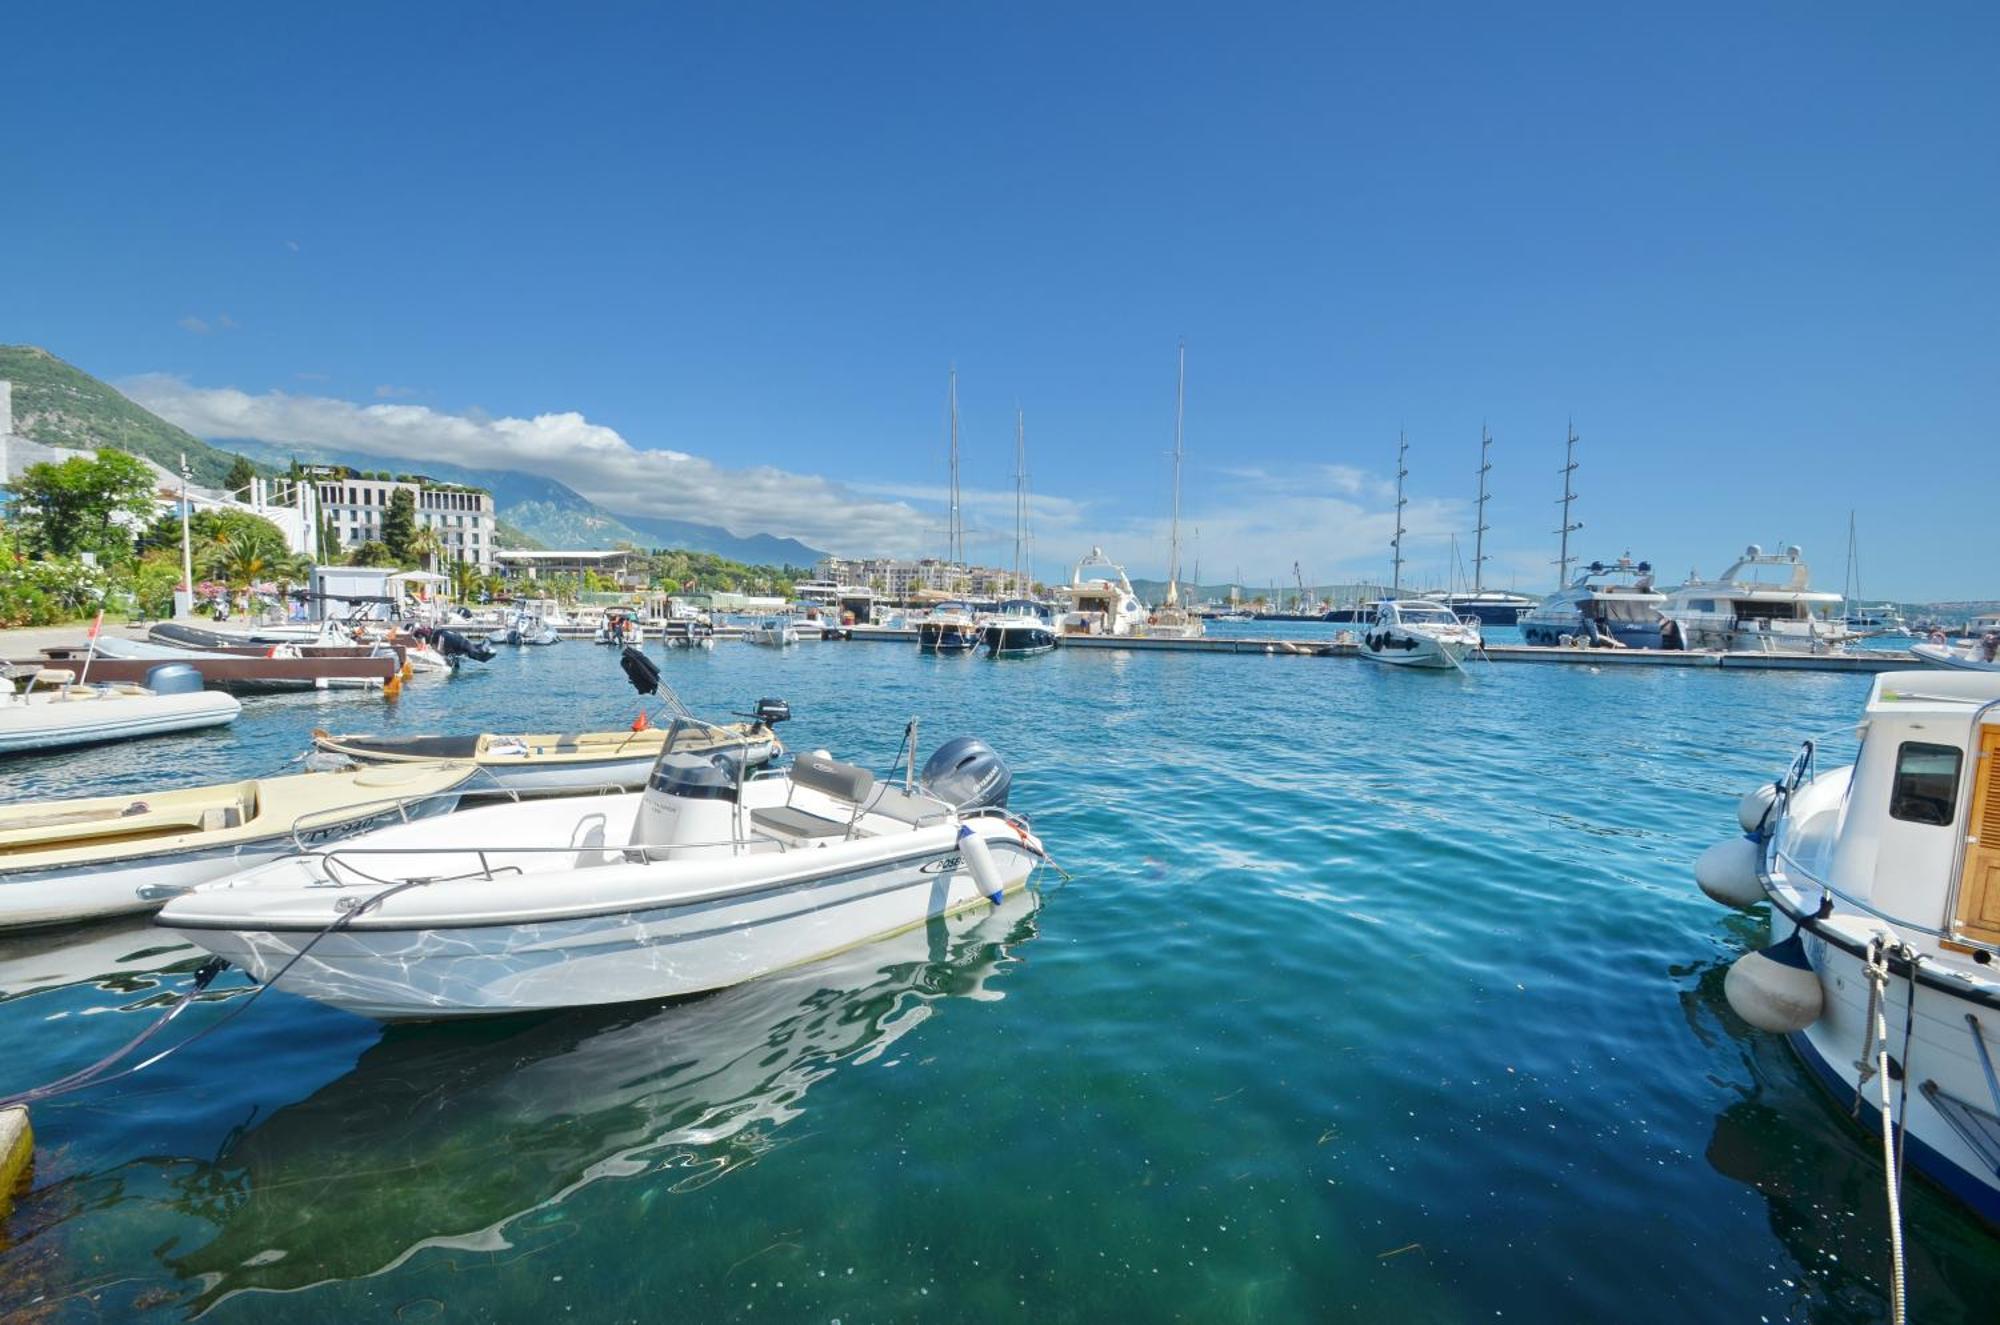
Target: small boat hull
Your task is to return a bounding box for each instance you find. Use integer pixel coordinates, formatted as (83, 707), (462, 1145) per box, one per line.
(984, 624), (1056, 657)
(1912, 642), (2000, 672)
(1359, 627), (1473, 669)
(165, 824), (1041, 1019)
(0, 689), (241, 754)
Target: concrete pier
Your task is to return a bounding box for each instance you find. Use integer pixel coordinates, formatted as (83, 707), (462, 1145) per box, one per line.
(829, 626), (1917, 674)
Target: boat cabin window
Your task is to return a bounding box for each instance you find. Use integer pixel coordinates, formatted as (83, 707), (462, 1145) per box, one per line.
(1600, 599), (1658, 622)
(1889, 741), (1962, 826)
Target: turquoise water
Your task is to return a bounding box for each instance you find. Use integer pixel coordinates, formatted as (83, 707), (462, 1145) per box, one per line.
(4, 635), (1996, 1321)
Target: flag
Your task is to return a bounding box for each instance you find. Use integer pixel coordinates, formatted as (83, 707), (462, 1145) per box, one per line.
(87, 610), (104, 640)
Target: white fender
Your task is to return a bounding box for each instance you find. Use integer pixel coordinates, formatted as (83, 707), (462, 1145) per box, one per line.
(956, 824), (1006, 905)
(1724, 934), (1824, 1032)
(1695, 835), (1765, 908)
(1737, 783), (1780, 834)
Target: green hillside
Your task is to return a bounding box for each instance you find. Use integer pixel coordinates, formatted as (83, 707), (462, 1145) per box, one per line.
(0, 344), (252, 486)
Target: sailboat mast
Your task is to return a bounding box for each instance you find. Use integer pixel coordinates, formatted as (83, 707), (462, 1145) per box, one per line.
(1013, 408), (1027, 595)
(1473, 423), (1492, 595)
(1167, 339), (1185, 607)
(1554, 420), (1582, 590)
(947, 366), (963, 572)
(1391, 431), (1409, 598)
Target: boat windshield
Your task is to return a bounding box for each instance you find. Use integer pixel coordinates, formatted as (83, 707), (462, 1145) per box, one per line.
(1389, 603), (1459, 625)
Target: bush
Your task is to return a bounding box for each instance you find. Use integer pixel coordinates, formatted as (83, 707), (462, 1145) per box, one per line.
(0, 556), (110, 627)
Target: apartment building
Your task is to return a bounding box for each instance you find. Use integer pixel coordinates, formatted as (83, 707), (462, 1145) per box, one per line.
(309, 467), (497, 571)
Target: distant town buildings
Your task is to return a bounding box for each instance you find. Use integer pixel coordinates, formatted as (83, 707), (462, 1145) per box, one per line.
(307, 466), (496, 571)
(814, 555), (1028, 600)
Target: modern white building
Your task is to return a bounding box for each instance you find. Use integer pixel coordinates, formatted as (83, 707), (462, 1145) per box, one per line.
(814, 555), (1028, 601)
(493, 548), (646, 587)
(308, 467), (496, 570)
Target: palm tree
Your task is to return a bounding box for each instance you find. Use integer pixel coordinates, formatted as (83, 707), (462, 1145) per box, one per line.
(407, 526), (444, 573)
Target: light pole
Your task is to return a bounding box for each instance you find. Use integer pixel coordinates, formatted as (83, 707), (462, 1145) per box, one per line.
(177, 453), (195, 618)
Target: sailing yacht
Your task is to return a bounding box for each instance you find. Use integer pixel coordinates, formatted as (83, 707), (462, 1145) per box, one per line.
(1145, 340), (1205, 640)
(982, 411), (1057, 658)
(1360, 433), (1482, 669)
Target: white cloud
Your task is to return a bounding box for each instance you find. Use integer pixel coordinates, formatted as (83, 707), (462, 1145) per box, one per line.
(120, 376), (934, 556)
(373, 384), (420, 400)
(178, 316), (210, 335)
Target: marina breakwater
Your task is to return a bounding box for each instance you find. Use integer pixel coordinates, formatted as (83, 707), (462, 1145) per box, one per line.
(838, 624), (1917, 673)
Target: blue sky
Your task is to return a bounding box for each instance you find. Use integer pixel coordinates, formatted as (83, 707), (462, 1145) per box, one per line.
(4, 4), (1994, 598)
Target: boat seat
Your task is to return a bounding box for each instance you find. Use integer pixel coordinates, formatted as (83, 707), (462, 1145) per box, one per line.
(750, 753), (877, 842)
(749, 804), (852, 840)
(860, 785), (951, 828)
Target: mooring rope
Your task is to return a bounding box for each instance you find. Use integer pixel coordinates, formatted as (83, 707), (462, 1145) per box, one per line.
(1857, 938), (1909, 1325)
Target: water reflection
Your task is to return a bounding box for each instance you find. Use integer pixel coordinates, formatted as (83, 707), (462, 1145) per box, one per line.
(151, 890), (1042, 1309)
(0, 918), (200, 1004)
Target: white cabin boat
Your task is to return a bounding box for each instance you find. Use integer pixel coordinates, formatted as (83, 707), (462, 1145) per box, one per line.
(917, 603), (981, 654)
(159, 727), (1048, 1020)
(746, 617), (800, 647)
(1692, 669), (2000, 1231)
(1360, 599), (1481, 669)
(1661, 545), (1848, 654)
(1517, 557), (1666, 648)
(1058, 549), (1148, 637)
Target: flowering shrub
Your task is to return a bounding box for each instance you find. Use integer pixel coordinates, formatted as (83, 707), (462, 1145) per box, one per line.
(0, 556), (110, 627)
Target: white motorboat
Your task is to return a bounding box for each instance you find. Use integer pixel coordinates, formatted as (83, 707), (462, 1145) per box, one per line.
(1660, 545), (1849, 654)
(1360, 598), (1481, 669)
(1913, 639), (2000, 673)
(0, 762), (474, 930)
(159, 723), (1049, 1019)
(0, 665), (241, 754)
(1691, 668), (2000, 1236)
(746, 617), (800, 647)
(917, 602), (980, 655)
(1058, 549), (1148, 637)
(1517, 556), (1668, 648)
(1359, 433), (1482, 670)
(983, 600), (1057, 658)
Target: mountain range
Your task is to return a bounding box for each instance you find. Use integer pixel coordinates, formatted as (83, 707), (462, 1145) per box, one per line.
(1, 345), (826, 567)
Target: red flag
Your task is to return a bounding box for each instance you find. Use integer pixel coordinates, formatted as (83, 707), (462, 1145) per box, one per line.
(87, 610), (104, 640)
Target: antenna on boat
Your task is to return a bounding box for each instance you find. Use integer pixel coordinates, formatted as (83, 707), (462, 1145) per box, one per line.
(1391, 430), (1409, 598)
(1554, 420), (1583, 590)
(1166, 338), (1185, 608)
(1473, 423), (1492, 595)
(947, 365), (964, 583)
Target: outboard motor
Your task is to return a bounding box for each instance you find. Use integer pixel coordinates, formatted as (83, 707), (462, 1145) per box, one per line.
(434, 629), (495, 664)
(920, 737), (1011, 811)
(631, 751), (745, 862)
(752, 698), (791, 729)
(143, 662), (205, 696)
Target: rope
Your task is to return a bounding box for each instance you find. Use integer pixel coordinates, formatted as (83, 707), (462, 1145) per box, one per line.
(1857, 938), (1909, 1325)
(0, 876), (428, 1109)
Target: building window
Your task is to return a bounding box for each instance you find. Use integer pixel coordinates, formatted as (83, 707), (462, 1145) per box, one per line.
(1890, 741), (1963, 826)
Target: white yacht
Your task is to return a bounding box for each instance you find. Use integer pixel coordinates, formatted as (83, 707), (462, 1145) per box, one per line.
(1426, 589), (1539, 627)
(746, 617), (800, 647)
(1691, 669), (2000, 1236)
(1358, 433), (1482, 670)
(1360, 597), (1482, 669)
(1516, 556), (1667, 648)
(1661, 545), (1849, 654)
(158, 724), (1048, 1019)
(1058, 549), (1148, 637)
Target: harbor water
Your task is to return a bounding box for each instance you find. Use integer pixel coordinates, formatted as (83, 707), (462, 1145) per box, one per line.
(4, 635), (1996, 1321)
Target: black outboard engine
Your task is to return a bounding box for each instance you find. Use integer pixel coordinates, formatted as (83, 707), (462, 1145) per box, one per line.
(752, 698), (791, 728)
(920, 737), (1011, 810)
(434, 629), (495, 664)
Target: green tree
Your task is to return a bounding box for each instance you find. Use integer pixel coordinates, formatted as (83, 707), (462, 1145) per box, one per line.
(223, 455), (258, 495)
(138, 507), (290, 559)
(4, 449), (159, 562)
(319, 513), (342, 558)
(347, 539), (393, 567)
(379, 489), (417, 562)
(407, 525), (443, 572)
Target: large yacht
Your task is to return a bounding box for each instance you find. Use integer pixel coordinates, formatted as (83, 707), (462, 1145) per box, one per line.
(1058, 550), (1148, 637)
(1659, 545), (1848, 654)
(1516, 556), (1667, 648)
(1426, 589), (1539, 626)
